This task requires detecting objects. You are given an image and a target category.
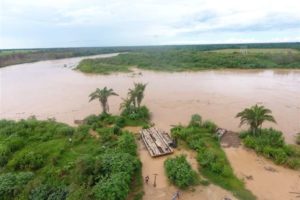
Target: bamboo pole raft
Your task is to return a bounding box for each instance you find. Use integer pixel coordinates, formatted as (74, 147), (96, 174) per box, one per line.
(140, 127), (174, 157)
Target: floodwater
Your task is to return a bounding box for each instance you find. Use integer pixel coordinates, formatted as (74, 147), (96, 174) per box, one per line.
(1, 54), (300, 200)
(1, 54), (299, 143)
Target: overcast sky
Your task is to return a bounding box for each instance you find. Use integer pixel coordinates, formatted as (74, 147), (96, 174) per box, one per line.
(1, 0), (300, 49)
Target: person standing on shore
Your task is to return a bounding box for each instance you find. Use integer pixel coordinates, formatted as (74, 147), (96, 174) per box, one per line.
(145, 175), (149, 184)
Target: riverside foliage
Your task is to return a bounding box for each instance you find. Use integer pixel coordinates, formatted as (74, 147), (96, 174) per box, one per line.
(240, 129), (300, 169)
(171, 115), (256, 200)
(0, 116), (143, 200)
(77, 48), (300, 74)
(164, 155), (198, 189)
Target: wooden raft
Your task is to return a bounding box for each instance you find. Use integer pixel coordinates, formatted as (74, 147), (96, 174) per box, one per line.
(140, 127), (174, 157)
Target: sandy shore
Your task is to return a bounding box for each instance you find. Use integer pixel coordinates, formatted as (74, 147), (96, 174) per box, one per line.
(225, 147), (300, 200)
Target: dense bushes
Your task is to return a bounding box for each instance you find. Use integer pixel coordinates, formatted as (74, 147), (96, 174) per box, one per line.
(77, 48), (300, 74)
(0, 172), (34, 198)
(171, 114), (255, 200)
(241, 128), (300, 169)
(164, 155), (198, 189)
(29, 185), (68, 200)
(0, 117), (143, 200)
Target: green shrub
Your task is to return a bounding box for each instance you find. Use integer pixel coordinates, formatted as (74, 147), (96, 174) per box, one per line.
(0, 172), (34, 199)
(112, 125), (121, 135)
(189, 114), (202, 127)
(0, 117), (142, 200)
(115, 117), (126, 128)
(201, 120), (217, 132)
(93, 172), (130, 200)
(11, 151), (45, 170)
(286, 158), (300, 169)
(29, 185), (68, 200)
(241, 128), (300, 168)
(117, 132), (137, 156)
(171, 116), (255, 200)
(243, 136), (257, 148)
(57, 127), (74, 137)
(164, 155), (198, 189)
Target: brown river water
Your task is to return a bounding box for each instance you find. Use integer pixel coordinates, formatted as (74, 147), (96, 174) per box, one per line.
(1, 54), (299, 143)
(1, 54), (300, 200)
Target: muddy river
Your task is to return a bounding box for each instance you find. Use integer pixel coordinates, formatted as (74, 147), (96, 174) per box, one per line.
(1, 54), (300, 143)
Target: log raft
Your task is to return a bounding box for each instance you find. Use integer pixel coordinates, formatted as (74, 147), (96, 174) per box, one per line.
(140, 127), (174, 157)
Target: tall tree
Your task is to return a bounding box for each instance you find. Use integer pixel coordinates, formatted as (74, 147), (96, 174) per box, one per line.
(134, 83), (147, 108)
(236, 104), (276, 135)
(89, 87), (118, 114)
(126, 82), (147, 108)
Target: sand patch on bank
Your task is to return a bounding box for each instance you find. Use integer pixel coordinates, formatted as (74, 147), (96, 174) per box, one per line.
(224, 147), (300, 200)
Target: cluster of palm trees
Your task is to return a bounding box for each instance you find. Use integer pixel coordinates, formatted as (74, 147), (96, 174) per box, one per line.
(89, 85), (276, 137)
(89, 83), (147, 114)
(236, 104), (276, 135)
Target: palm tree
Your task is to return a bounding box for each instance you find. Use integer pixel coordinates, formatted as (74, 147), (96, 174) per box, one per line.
(89, 87), (118, 114)
(126, 82), (147, 108)
(236, 104), (276, 135)
(128, 88), (137, 108)
(119, 97), (132, 111)
(134, 83), (147, 108)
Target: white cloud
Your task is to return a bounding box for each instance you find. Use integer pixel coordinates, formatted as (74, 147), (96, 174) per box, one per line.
(0, 0), (299, 48)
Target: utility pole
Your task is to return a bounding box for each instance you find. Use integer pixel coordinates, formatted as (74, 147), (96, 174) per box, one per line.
(153, 173), (158, 187)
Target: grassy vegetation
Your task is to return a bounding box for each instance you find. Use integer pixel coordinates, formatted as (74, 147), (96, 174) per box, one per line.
(0, 114), (144, 200)
(164, 155), (198, 189)
(79, 58), (132, 74)
(240, 129), (300, 169)
(209, 48), (300, 54)
(77, 48), (300, 74)
(2, 42), (299, 68)
(171, 115), (256, 200)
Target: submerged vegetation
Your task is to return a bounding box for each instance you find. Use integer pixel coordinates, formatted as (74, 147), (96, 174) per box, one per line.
(0, 115), (143, 200)
(164, 155), (198, 189)
(77, 47), (300, 74)
(236, 104), (300, 169)
(171, 115), (256, 200)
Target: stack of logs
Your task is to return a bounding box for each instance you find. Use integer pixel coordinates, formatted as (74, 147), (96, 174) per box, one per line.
(140, 127), (174, 157)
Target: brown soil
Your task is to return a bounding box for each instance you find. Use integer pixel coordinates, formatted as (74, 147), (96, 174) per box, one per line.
(221, 131), (241, 148)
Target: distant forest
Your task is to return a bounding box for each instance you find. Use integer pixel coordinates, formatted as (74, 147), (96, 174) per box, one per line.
(1, 42), (300, 67)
